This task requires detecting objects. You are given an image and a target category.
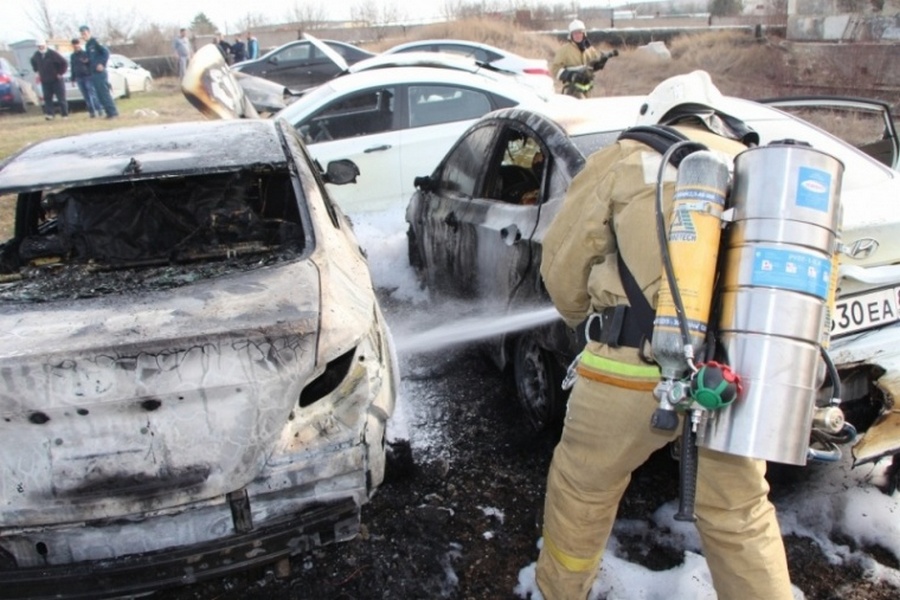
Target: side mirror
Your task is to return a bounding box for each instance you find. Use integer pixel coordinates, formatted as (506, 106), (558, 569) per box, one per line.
(323, 159), (359, 185)
(413, 175), (435, 193)
(268, 56), (280, 65)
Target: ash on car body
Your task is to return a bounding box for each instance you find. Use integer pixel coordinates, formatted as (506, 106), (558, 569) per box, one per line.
(0, 119), (397, 599)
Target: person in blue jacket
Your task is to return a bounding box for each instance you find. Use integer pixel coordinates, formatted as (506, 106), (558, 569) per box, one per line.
(245, 32), (259, 59)
(79, 25), (118, 118)
(70, 37), (102, 117)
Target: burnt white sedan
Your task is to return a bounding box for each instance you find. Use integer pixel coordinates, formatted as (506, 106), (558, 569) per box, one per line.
(0, 118), (397, 597)
(406, 94), (900, 484)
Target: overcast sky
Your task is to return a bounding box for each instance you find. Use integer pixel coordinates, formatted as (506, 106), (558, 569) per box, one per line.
(1, 0), (630, 45)
(0, 0), (448, 45)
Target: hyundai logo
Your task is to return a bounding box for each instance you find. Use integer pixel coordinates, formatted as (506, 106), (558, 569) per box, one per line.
(846, 238), (879, 259)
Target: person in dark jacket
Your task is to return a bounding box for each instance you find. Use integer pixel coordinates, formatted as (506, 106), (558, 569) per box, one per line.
(231, 36), (246, 63)
(213, 34), (232, 64)
(79, 25), (118, 118)
(69, 37), (102, 118)
(30, 40), (69, 119)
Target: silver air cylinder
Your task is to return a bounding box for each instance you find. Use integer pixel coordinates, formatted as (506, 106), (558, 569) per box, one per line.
(698, 142), (843, 465)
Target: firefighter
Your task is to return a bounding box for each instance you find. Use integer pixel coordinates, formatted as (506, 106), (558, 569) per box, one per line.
(550, 19), (617, 99)
(535, 70), (793, 600)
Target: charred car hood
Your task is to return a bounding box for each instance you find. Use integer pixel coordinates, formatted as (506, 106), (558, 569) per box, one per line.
(0, 260), (321, 527)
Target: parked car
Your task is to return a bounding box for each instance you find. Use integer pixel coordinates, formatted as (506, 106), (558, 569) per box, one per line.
(384, 39), (555, 95)
(405, 95), (900, 479)
(0, 118), (397, 598)
(0, 57), (37, 113)
(184, 43), (567, 212)
(108, 53), (153, 93)
(231, 39), (375, 90)
(33, 52), (128, 105)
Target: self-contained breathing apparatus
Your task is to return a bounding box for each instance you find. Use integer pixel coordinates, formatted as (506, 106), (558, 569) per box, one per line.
(575, 124), (853, 521)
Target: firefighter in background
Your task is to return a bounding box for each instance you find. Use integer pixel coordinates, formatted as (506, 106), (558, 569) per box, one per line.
(535, 70), (793, 600)
(550, 19), (617, 98)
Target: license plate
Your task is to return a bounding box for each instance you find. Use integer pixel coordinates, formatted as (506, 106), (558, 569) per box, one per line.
(831, 285), (900, 338)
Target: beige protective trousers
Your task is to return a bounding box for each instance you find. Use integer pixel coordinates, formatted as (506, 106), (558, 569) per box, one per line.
(535, 375), (793, 600)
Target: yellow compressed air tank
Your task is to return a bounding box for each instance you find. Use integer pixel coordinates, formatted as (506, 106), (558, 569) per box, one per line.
(651, 150), (731, 380)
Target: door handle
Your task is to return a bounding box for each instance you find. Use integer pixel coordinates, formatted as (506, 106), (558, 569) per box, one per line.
(364, 145), (392, 153)
(500, 224), (521, 246)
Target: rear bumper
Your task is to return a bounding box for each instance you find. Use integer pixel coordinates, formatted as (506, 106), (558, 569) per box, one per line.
(0, 498), (359, 600)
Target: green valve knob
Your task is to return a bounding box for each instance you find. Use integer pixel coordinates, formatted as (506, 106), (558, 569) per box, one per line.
(689, 361), (741, 411)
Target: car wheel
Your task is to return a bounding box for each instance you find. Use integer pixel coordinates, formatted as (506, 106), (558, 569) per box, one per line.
(143, 78), (152, 92)
(513, 331), (566, 432)
(122, 81), (131, 99)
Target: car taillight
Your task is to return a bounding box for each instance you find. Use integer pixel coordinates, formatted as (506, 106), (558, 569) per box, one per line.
(0, 74), (10, 84)
(524, 67), (551, 76)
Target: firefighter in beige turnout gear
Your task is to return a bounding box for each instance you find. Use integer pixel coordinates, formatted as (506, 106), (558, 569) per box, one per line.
(551, 19), (601, 99)
(535, 71), (794, 600)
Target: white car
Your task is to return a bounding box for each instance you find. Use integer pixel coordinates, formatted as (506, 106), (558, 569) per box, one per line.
(33, 52), (128, 105)
(108, 53), (153, 93)
(384, 39), (555, 96)
(406, 93), (900, 477)
(184, 43), (572, 212)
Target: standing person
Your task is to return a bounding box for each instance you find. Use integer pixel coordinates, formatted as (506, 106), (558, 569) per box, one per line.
(173, 28), (192, 78)
(30, 40), (69, 120)
(79, 25), (119, 119)
(534, 70), (793, 600)
(213, 34), (232, 64)
(231, 36), (246, 63)
(550, 19), (612, 99)
(70, 37), (102, 118)
(245, 32), (259, 59)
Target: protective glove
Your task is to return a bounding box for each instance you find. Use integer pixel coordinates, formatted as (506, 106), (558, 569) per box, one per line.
(591, 49), (619, 71)
(573, 67), (594, 86)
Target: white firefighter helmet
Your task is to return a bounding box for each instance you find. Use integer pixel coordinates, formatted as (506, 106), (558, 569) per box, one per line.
(636, 70), (726, 125)
(568, 19), (586, 34)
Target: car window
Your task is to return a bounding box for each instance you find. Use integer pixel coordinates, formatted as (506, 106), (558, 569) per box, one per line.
(408, 85), (492, 128)
(275, 44), (312, 62)
(297, 87), (395, 143)
(436, 125), (497, 197)
(482, 128), (544, 205)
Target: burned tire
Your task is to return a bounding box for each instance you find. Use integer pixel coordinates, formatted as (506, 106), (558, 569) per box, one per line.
(513, 332), (566, 432)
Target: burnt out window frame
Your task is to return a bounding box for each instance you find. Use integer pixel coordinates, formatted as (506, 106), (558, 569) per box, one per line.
(433, 122), (500, 199)
(479, 122), (548, 206)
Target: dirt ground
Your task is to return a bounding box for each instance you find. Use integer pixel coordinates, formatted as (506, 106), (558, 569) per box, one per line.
(155, 307), (900, 600)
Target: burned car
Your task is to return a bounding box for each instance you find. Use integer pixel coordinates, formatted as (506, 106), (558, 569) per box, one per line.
(407, 95), (900, 488)
(0, 119), (397, 597)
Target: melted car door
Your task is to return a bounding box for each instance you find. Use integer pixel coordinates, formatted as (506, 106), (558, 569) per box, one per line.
(466, 125), (547, 307)
(417, 124), (499, 297)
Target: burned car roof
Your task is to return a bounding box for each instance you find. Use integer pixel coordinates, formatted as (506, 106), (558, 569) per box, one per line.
(0, 120), (290, 194)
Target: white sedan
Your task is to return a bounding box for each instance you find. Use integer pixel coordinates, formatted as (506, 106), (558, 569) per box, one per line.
(108, 54), (153, 93)
(383, 39), (555, 96)
(184, 43), (573, 212)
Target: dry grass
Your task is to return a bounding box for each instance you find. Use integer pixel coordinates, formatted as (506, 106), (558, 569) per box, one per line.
(0, 77), (202, 162)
